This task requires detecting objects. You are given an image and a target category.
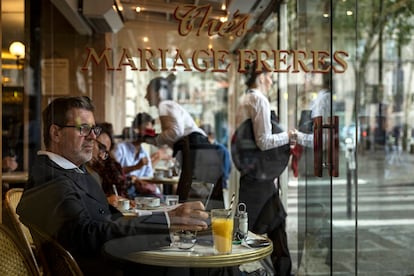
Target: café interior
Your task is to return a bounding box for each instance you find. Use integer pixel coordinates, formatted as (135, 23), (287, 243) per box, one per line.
(1, 0), (414, 275)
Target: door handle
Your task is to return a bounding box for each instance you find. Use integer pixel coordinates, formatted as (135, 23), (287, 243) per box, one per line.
(313, 116), (339, 177)
(313, 117), (323, 177)
(328, 116), (339, 177)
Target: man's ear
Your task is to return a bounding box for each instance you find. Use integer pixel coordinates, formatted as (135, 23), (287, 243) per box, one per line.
(49, 124), (62, 143)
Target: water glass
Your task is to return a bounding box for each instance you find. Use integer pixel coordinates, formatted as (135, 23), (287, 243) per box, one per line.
(165, 195), (179, 206)
(171, 230), (197, 249)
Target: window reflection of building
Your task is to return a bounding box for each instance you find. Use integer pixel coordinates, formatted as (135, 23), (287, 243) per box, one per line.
(192, 87), (204, 103)
(176, 83), (190, 103)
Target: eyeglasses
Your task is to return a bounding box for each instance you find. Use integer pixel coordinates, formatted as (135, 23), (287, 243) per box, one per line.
(56, 124), (102, 137)
(95, 140), (109, 160)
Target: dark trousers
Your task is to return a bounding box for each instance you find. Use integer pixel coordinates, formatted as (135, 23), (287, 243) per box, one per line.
(239, 175), (292, 276)
(267, 219), (292, 276)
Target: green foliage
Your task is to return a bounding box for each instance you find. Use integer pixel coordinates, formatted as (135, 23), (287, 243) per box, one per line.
(333, 0), (414, 50)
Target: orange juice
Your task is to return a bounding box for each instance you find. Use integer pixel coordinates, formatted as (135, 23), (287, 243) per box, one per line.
(212, 217), (234, 254)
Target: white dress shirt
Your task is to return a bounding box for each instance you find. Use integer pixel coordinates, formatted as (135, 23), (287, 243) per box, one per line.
(155, 100), (206, 148)
(297, 89), (331, 148)
(37, 150), (85, 173)
(235, 89), (289, 151)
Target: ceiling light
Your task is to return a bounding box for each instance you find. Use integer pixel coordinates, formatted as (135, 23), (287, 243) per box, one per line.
(135, 6), (141, 13)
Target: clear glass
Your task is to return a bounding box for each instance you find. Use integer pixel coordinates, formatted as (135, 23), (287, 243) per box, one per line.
(211, 209), (234, 254)
(171, 230), (197, 250)
(165, 195), (179, 206)
(286, 0), (414, 274)
(15, 0), (414, 274)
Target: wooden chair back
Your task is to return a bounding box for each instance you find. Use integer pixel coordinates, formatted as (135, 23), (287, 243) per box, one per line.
(4, 188), (42, 274)
(0, 223), (40, 276)
(28, 223), (84, 276)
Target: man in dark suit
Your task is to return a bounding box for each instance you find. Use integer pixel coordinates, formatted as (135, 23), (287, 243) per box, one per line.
(17, 96), (209, 275)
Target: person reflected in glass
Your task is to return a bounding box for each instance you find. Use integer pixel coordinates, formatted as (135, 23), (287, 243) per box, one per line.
(113, 113), (163, 199)
(234, 59), (292, 275)
(289, 62), (333, 268)
(290, 62), (332, 148)
(143, 74), (209, 151)
(143, 75), (229, 211)
(142, 75), (214, 198)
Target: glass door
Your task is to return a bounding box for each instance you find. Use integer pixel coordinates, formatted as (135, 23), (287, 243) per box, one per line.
(290, 0), (347, 273)
(285, 0), (414, 275)
(288, 0), (360, 274)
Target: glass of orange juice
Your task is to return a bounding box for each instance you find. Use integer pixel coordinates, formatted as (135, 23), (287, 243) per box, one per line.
(211, 209), (234, 254)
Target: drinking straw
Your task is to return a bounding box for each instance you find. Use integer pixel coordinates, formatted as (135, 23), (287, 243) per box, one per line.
(227, 192), (235, 218)
(204, 183), (215, 210)
(112, 184), (119, 197)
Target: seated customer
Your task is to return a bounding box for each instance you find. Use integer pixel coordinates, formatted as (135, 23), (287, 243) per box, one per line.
(16, 96), (208, 275)
(113, 112), (162, 198)
(86, 122), (130, 207)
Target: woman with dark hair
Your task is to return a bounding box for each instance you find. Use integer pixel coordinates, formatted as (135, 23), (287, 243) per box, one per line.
(86, 122), (131, 207)
(234, 60), (292, 275)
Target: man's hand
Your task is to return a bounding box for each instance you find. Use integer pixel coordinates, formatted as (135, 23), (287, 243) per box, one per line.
(167, 201), (209, 232)
(135, 157), (148, 170)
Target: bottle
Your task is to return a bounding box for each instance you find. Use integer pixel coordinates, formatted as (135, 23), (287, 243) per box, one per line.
(236, 203), (248, 241)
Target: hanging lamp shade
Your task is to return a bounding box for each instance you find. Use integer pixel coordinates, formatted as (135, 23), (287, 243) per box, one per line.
(9, 41), (25, 59)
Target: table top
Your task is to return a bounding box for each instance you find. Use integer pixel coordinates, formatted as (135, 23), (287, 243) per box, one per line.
(2, 171), (29, 183)
(103, 231), (272, 268)
(120, 203), (180, 217)
(140, 176), (179, 185)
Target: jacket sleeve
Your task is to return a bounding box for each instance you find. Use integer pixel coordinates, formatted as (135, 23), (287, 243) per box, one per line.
(17, 175), (170, 255)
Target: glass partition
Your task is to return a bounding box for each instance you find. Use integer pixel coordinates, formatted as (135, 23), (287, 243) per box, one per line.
(8, 0), (414, 274)
(284, 0), (414, 274)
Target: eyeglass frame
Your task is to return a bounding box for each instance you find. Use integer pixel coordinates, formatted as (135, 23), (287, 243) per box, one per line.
(55, 123), (102, 137)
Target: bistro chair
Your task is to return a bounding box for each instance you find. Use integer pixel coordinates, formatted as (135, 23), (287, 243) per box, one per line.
(175, 136), (228, 210)
(0, 223), (40, 276)
(27, 223), (84, 276)
(4, 188), (42, 274)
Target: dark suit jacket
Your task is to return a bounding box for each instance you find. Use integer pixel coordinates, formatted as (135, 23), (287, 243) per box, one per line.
(17, 154), (170, 274)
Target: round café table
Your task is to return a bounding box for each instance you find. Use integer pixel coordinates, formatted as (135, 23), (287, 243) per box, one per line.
(103, 231), (272, 268)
